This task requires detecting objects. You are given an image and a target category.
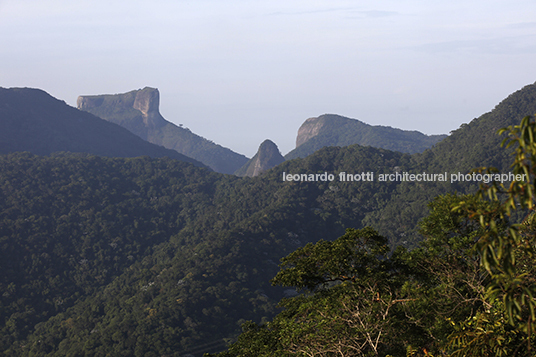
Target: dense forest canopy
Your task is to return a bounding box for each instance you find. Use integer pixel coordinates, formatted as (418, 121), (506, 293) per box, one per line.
(212, 115), (536, 356)
(1, 82), (536, 355)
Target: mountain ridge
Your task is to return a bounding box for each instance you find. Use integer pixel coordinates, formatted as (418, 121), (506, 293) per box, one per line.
(285, 113), (447, 160)
(0, 87), (207, 168)
(2, 81), (536, 356)
(77, 87), (249, 174)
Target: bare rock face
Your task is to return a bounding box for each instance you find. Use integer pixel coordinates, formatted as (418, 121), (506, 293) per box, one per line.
(295, 115), (354, 148)
(287, 113), (447, 160)
(0, 87), (207, 167)
(133, 87), (159, 114)
(77, 87), (249, 174)
(132, 87), (166, 129)
(77, 87), (166, 132)
(295, 117), (327, 147)
(76, 96), (104, 110)
(235, 139), (285, 177)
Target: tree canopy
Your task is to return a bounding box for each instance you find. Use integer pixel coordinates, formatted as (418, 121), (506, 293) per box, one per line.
(210, 116), (536, 357)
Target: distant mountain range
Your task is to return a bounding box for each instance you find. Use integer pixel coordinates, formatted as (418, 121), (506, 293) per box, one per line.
(0, 87), (206, 168)
(237, 113), (448, 176)
(77, 87), (448, 176)
(1, 81), (536, 355)
(285, 114), (447, 160)
(1, 86), (446, 178)
(77, 87), (249, 174)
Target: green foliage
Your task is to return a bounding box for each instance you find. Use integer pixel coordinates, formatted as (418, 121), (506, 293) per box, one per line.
(0, 153), (220, 353)
(444, 115), (536, 356)
(0, 148), (416, 355)
(213, 114), (536, 356)
(208, 321), (286, 357)
(211, 228), (410, 357)
(448, 300), (528, 357)
(3, 83), (536, 355)
(272, 227), (389, 291)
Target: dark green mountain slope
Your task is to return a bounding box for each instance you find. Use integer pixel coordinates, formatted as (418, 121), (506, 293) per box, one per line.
(1, 82), (536, 356)
(0, 87), (206, 167)
(77, 87), (249, 174)
(415, 81), (536, 173)
(285, 113), (447, 160)
(362, 81), (536, 240)
(1, 148), (412, 356)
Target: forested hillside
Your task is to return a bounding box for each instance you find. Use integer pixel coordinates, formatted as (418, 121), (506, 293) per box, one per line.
(2, 148), (412, 355)
(213, 113), (536, 356)
(1, 82), (536, 355)
(0, 88), (205, 168)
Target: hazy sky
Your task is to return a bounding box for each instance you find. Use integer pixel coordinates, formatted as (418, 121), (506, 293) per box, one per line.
(2, 0), (536, 157)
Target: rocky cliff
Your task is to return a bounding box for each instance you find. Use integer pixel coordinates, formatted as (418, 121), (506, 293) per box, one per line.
(132, 87), (166, 129)
(0, 87), (207, 167)
(235, 139), (285, 177)
(286, 114), (447, 160)
(77, 88), (249, 174)
(77, 87), (167, 139)
(295, 115), (350, 147)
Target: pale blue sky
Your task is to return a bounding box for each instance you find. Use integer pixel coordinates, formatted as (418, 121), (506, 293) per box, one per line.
(1, 0), (536, 157)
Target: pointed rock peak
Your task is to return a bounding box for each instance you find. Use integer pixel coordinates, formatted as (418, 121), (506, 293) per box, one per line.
(235, 139), (285, 177)
(258, 139), (279, 152)
(256, 139), (284, 167)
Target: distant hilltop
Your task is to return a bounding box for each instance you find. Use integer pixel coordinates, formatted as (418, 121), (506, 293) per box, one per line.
(285, 114), (447, 160)
(77, 87), (249, 174)
(77, 88), (448, 175)
(0, 87), (206, 167)
(235, 139), (285, 177)
(232, 112), (448, 176)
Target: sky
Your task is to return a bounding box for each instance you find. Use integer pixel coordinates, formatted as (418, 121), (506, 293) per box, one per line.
(1, 0), (536, 158)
